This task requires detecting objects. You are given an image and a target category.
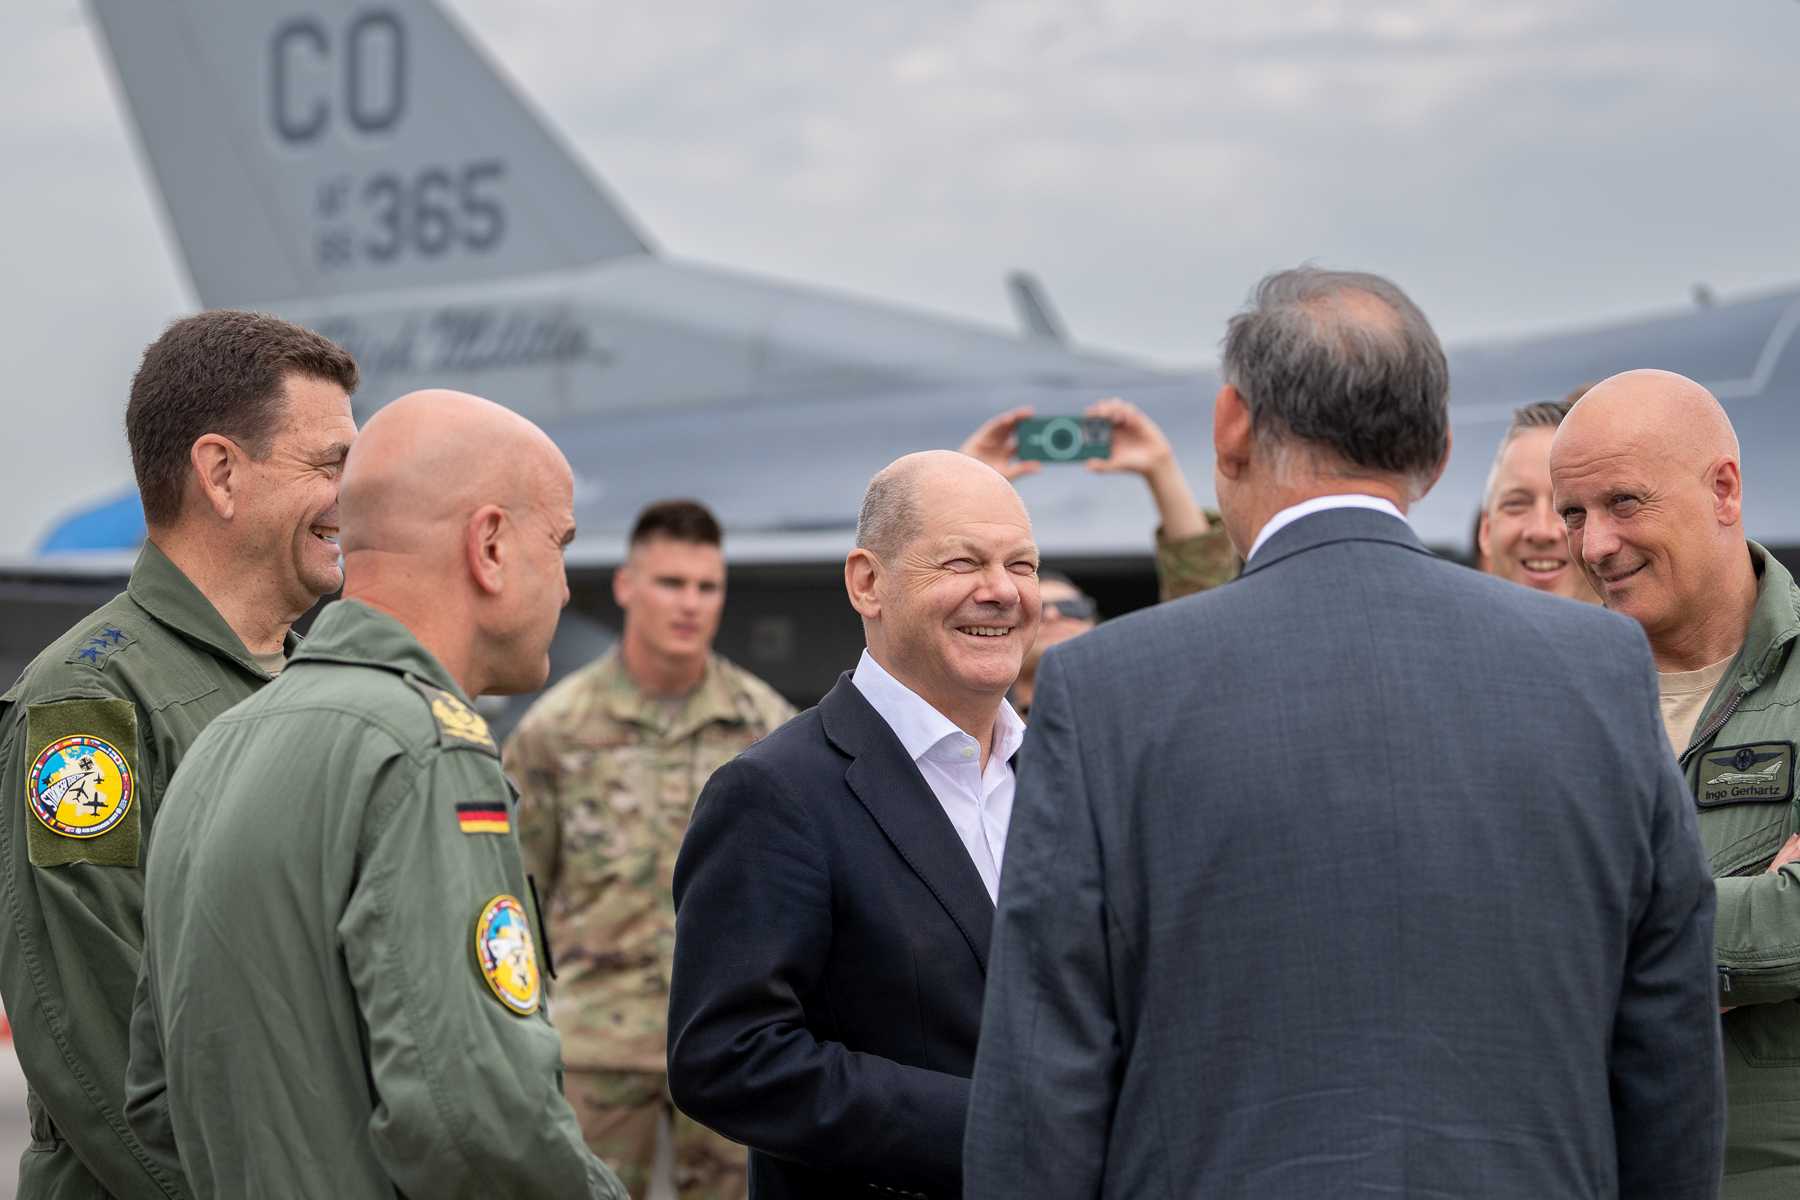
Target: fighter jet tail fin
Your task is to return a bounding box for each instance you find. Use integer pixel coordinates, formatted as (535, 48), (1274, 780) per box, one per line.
(85, 0), (651, 310)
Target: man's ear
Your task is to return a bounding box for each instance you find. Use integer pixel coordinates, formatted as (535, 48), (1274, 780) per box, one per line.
(1711, 457), (1744, 529)
(189, 434), (243, 521)
(1418, 426), (1453, 502)
(1476, 507), (1493, 562)
(1212, 385), (1253, 482)
(844, 549), (882, 621)
(611, 558), (634, 611)
(467, 505), (508, 596)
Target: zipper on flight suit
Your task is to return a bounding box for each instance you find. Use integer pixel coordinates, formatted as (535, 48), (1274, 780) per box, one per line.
(1679, 689), (1745, 771)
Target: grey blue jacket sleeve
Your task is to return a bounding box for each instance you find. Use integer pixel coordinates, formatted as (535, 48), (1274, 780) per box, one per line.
(1609, 663), (1724, 1197)
(965, 652), (1120, 1200)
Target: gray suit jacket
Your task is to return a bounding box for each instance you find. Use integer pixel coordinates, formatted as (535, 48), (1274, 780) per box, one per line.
(965, 506), (1724, 1199)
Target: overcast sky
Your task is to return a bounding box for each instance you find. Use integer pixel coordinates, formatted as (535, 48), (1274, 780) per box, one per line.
(5, 0), (1800, 555)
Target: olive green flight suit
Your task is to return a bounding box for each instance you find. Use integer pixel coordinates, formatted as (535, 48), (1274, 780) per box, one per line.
(126, 598), (625, 1200)
(1681, 543), (1800, 1198)
(0, 542), (279, 1200)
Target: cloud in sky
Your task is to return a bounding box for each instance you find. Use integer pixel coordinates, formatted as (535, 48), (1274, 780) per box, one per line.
(3, 0), (1798, 552)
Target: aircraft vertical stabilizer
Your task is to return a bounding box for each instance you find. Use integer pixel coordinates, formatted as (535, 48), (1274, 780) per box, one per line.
(85, 0), (651, 309)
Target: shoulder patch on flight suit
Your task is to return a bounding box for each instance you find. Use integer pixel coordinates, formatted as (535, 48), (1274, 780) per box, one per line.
(1698, 741), (1795, 807)
(64, 625), (130, 670)
(405, 677), (498, 756)
(22, 698), (140, 867)
(473, 894), (541, 1015)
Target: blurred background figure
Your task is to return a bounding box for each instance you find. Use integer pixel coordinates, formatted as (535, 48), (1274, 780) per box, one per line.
(960, 398), (1238, 607)
(1011, 571), (1098, 717)
(503, 500), (792, 1200)
(1475, 388), (1601, 603)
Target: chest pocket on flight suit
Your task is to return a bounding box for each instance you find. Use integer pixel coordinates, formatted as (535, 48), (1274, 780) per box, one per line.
(1698, 737), (1800, 1071)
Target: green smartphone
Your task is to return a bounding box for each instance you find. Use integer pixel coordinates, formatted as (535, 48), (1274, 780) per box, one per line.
(1016, 416), (1113, 462)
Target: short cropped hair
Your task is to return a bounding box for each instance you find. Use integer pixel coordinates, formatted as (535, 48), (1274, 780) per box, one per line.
(1480, 384), (1591, 509)
(856, 468), (919, 562)
(629, 499), (722, 549)
(1220, 267), (1449, 495)
(127, 310), (359, 526)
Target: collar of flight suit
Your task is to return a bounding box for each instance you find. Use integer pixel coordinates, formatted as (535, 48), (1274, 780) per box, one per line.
(288, 598), (477, 707)
(127, 539), (294, 679)
(1725, 541), (1800, 696)
(595, 648), (748, 742)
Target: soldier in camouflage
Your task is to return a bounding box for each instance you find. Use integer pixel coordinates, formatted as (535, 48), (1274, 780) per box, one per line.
(504, 500), (795, 1200)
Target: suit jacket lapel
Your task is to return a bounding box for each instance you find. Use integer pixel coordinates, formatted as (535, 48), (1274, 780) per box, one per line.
(821, 676), (994, 973)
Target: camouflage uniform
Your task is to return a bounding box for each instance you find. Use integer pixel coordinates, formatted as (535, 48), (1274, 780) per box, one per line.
(503, 649), (795, 1200)
(1155, 513), (1239, 602)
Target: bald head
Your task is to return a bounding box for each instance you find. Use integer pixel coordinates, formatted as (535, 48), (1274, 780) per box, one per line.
(857, 450), (1027, 562)
(340, 389), (566, 554)
(339, 389), (576, 695)
(1556, 370), (1739, 475)
(1550, 369), (1754, 666)
(847, 449), (1040, 737)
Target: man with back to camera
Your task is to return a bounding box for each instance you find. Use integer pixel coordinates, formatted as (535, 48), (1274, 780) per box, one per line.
(125, 391), (627, 1199)
(1552, 369), (1800, 1197)
(667, 450), (1040, 1199)
(0, 311), (357, 1199)
(1477, 388), (1600, 602)
(965, 268), (1724, 1199)
(503, 498), (794, 1199)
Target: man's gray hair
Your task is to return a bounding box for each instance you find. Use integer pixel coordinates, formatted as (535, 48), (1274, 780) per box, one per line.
(856, 466), (920, 561)
(1220, 266), (1449, 497)
(1480, 387), (1590, 509)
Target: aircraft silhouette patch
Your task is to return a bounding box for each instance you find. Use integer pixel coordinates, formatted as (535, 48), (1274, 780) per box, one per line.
(28, 734), (133, 838)
(22, 697), (141, 867)
(1699, 741), (1794, 807)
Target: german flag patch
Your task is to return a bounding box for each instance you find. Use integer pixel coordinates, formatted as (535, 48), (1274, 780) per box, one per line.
(456, 802), (510, 835)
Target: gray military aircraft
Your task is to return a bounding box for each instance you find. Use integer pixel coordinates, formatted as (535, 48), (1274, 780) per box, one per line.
(7, 0), (1800, 705)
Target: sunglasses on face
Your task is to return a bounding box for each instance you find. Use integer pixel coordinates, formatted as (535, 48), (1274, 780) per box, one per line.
(1043, 595), (1097, 622)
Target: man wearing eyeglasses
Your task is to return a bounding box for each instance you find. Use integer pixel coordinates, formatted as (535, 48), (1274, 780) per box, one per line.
(1010, 572), (1098, 718)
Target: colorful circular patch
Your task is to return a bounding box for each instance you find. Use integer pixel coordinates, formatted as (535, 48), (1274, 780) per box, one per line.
(474, 894), (540, 1016)
(26, 735), (133, 839)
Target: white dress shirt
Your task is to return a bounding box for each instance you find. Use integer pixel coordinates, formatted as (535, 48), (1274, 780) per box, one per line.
(1246, 493), (1408, 563)
(851, 650), (1025, 903)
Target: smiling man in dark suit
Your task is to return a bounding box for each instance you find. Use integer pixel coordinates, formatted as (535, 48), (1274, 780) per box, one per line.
(668, 449), (1039, 1199)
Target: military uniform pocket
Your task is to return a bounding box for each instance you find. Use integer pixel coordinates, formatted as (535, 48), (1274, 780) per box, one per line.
(25, 1087), (62, 1150)
(1727, 1001), (1800, 1072)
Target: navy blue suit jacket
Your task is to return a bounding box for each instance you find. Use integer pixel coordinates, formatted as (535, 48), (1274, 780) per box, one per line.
(670, 674), (990, 1199)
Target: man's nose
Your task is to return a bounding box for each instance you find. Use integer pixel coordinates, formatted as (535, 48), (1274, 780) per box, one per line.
(1525, 499), (1563, 545)
(1579, 513), (1620, 565)
(973, 564), (1020, 607)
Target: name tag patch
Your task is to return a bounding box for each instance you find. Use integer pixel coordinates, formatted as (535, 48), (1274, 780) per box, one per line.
(1698, 741), (1795, 807)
